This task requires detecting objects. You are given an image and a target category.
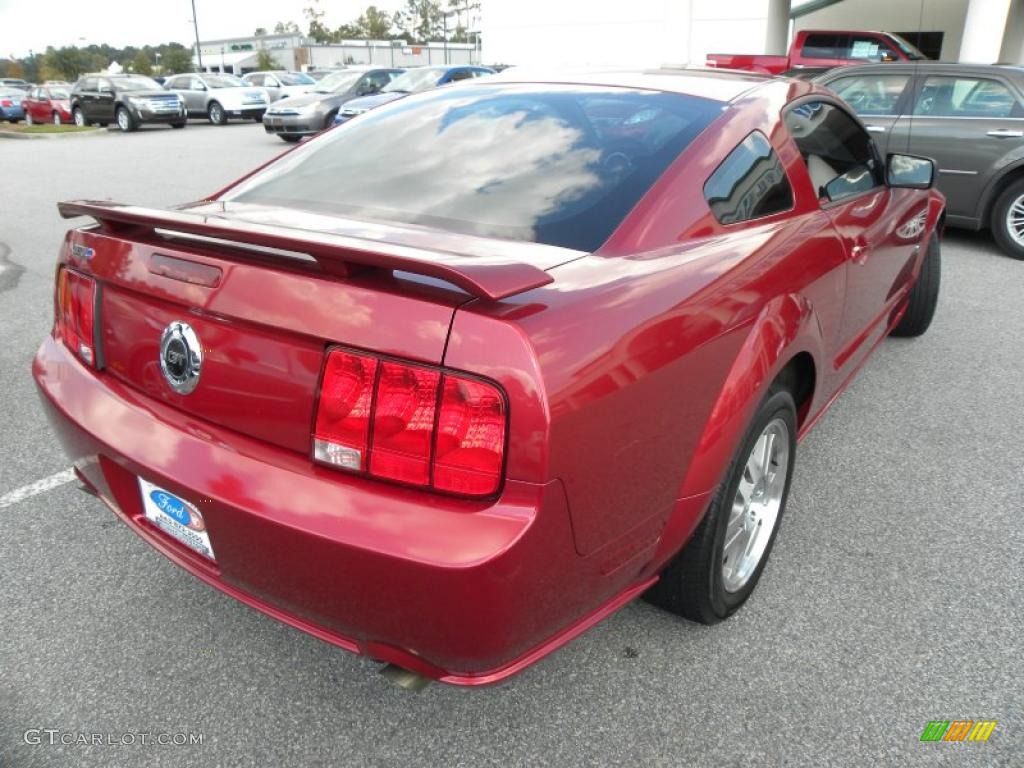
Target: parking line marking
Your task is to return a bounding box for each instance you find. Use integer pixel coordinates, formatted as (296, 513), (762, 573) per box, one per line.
(0, 469), (76, 509)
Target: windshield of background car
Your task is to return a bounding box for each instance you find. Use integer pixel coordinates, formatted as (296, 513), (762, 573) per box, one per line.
(888, 34), (927, 60)
(223, 84), (723, 251)
(314, 70), (362, 93)
(279, 73), (315, 85)
(206, 74), (246, 88)
(47, 88), (70, 99)
(382, 67), (447, 94)
(115, 77), (162, 91)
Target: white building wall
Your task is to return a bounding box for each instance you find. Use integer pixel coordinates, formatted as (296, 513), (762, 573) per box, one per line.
(481, 0), (781, 67)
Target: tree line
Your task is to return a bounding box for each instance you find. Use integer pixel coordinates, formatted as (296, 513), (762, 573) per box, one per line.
(0, 1), (479, 82)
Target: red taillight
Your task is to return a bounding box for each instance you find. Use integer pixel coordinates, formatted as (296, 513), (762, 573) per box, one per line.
(313, 349), (507, 497)
(433, 376), (506, 496)
(313, 351), (378, 470)
(56, 267), (96, 367)
(370, 362), (440, 485)
(0, 99), (12, 107)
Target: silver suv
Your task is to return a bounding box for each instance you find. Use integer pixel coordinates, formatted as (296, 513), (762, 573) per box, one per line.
(164, 73), (269, 124)
(818, 62), (1024, 259)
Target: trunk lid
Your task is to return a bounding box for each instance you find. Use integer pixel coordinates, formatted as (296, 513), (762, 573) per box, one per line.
(60, 200), (580, 456)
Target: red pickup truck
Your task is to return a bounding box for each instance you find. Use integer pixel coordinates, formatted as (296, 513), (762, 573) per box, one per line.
(707, 30), (927, 75)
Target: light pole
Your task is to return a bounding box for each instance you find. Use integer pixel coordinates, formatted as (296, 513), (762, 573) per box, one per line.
(190, 0), (203, 70)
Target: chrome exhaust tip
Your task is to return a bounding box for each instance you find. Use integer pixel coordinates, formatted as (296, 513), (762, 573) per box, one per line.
(379, 664), (431, 691)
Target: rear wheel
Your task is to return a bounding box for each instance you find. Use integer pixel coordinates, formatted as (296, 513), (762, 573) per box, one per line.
(52, 111), (62, 125)
(72, 107), (86, 127)
(990, 178), (1024, 260)
(116, 106), (136, 132)
(207, 101), (226, 125)
(645, 388), (797, 623)
(25, 112), (34, 125)
(891, 233), (940, 337)
(279, 134), (301, 143)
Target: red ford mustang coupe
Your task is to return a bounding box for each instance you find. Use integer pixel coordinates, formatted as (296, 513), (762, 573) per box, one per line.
(33, 70), (943, 685)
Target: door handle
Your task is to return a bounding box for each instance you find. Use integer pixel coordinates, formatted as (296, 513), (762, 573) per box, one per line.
(865, 125), (886, 133)
(986, 129), (1024, 138)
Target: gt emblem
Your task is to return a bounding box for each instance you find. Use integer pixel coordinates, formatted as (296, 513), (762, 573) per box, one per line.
(159, 321), (203, 394)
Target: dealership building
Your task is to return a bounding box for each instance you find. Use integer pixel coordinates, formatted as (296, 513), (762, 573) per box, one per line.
(481, 0), (1024, 67)
(191, 33), (479, 74)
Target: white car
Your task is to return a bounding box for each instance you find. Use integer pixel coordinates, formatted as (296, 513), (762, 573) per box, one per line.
(164, 73), (269, 124)
(241, 71), (315, 103)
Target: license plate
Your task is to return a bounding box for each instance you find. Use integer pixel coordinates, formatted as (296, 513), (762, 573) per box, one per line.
(139, 478), (216, 561)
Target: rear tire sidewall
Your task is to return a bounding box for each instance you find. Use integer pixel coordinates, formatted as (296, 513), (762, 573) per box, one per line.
(208, 101), (225, 125)
(52, 111), (61, 125)
(73, 107), (85, 127)
(707, 389), (797, 618)
(991, 179), (1024, 260)
(25, 112), (33, 125)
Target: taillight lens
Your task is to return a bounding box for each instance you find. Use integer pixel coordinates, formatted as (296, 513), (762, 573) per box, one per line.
(313, 348), (507, 497)
(433, 377), (506, 496)
(56, 267), (97, 367)
(313, 351), (378, 470)
(0, 99), (12, 107)
(370, 362), (440, 485)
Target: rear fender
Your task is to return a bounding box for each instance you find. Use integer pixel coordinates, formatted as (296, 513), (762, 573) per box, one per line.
(646, 292), (824, 570)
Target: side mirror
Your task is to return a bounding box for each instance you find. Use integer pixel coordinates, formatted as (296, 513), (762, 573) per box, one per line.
(887, 153), (935, 189)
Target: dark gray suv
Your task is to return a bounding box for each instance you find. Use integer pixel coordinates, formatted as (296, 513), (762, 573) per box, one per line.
(817, 63), (1024, 258)
(70, 75), (187, 132)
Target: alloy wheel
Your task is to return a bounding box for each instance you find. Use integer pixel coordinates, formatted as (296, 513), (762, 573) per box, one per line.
(117, 109), (130, 131)
(1006, 194), (1024, 248)
(721, 418), (790, 593)
(73, 109), (85, 126)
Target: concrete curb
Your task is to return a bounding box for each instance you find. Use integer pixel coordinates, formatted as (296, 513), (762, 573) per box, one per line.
(0, 128), (103, 140)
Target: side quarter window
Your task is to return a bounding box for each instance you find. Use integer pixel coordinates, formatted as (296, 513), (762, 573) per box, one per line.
(783, 100), (883, 203)
(703, 131), (795, 225)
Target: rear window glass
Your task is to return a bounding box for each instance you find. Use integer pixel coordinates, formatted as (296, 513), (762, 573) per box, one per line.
(224, 84), (722, 251)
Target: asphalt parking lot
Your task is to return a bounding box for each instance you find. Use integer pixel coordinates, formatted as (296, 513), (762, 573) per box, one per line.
(1, 121), (1021, 768)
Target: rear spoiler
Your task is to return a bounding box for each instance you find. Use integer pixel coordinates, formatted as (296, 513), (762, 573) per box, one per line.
(58, 200), (554, 301)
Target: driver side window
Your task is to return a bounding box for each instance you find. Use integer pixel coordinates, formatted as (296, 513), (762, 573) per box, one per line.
(783, 100), (882, 203)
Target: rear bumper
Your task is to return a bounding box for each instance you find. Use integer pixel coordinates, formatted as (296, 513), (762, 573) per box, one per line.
(32, 336), (641, 684)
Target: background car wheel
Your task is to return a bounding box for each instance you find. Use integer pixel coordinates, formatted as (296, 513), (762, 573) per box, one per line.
(324, 110), (338, 129)
(252, 112), (264, 122)
(990, 178), (1024, 260)
(52, 112), (61, 125)
(25, 112), (33, 125)
(645, 387), (797, 624)
(279, 135), (301, 143)
(891, 233), (940, 337)
(72, 108), (86, 127)
(208, 101), (227, 125)
(116, 106), (136, 132)
(171, 122), (186, 129)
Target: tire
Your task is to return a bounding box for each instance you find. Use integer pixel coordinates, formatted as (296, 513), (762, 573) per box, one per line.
(645, 387), (797, 624)
(279, 135), (301, 143)
(891, 234), (940, 337)
(207, 101), (227, 125)
(25, 112), (33, 125)
(324, 110), (338, 130)
(990, 177), (1024, 260)
(171, 122), (187, 129)
(116, 106), (136, 132)
(252, 111), (265, 122)
(72, 107), (86, 127)
(52, 111), (61, 125)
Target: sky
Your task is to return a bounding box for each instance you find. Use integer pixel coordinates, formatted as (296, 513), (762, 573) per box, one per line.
(0, 0), (397, 58)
